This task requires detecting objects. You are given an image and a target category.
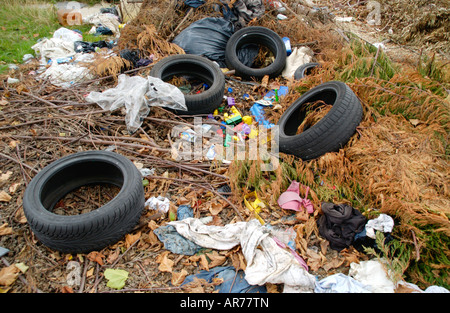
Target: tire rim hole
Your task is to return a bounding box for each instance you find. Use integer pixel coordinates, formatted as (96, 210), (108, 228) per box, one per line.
(237, 44), (275, 69)
(167, 75), (210, 95)
(296, 101), (333, 134)
(53, 183), (121, 216)
(284, 89), (337, 136)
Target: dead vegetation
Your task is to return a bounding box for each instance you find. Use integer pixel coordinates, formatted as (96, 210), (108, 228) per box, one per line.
(0, 0), (449, 293)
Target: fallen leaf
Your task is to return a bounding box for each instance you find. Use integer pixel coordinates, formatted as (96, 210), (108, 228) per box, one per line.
(0, 171), (13, 184)
(199, 254), (209, 271)
(206, 251), (226, 269)
(157, 251), (174, 273)
(409, 119), (422, 127)
(14, 263), (28, 274)
(0, 223), (13, 236)
(87, 251), (104, 266)
(8, 140), (19, 149)
(208, 200), (227, 216)
(0, 98), (8, 106)
(106, 249), (120, 265)
(125, 232), (141, 248)
(0, 264), (20, 286)
(9, 183), (20, 194)
(104, 268), (128, 290)
(61, 286), (75, 293)
(171, 269), (188, 286)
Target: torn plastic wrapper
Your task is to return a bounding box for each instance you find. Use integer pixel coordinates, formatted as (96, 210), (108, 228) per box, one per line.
(244, 191), (266, 225)
(86, 74), (187, 133)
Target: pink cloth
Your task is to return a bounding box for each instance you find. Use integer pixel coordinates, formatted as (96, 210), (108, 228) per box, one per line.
(277, 181), (314, 214)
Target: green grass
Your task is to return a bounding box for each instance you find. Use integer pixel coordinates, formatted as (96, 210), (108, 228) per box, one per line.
(0, 0), (109, 73)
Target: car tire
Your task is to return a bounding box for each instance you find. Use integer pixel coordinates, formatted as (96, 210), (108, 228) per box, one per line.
(277, 81), (363, 160)
(293, 62), (320, 80)
(150, 54), (225, 115)
(22, 151), (145, 254)
(225, 26), (287, 79)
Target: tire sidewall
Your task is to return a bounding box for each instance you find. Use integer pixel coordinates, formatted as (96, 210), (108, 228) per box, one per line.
(225, 26), (287, 79)
(150, 54), (225, 115)
(23, 151), (143, 246)
(277, 81), (362, 159)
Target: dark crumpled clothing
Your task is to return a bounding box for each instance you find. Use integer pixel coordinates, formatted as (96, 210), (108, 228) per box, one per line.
(220, 0), (265, 29)
(74, 40), (114, 53)
(182, 266), (267, 293)
(317, 202), (367, 251)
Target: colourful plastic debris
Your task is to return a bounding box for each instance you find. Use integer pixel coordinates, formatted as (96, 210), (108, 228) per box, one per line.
(244, 191), (266, 225)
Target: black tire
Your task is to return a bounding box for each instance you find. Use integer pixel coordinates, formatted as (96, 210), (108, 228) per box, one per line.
(277, 81), (363, 160)
(293, 62), (320, 80)
(150, 54), (225, 115)
(225, 26), (287, 79)
(22, 151), (145, 254)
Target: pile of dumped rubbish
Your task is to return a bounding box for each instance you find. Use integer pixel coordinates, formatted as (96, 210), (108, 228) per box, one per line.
(1, 0), (449, 294)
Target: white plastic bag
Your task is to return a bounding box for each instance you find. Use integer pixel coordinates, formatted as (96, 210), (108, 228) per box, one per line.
(315, 273), (372, 293)
(145, 196), (171, 213)
(53, 27), (83, 42)
(349, 259), (395, 293)
(40, 62), (93, 88)
(32, 38), (76, 61)
(86, 74), (187, 133)
(281, 46), (314, 79)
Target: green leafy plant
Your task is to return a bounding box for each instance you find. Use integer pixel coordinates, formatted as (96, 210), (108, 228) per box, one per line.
(364, 231), (412, 286)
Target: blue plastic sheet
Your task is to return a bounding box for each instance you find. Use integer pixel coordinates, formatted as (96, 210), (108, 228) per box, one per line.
(182, 266), (267, 293)
(153, 205), (201, 255)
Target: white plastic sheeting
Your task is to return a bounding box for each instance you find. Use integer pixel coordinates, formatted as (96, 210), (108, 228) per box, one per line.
(86, 74), (187, 133)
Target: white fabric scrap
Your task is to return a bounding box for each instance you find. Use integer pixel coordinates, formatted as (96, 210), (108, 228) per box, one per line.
(169, 217), (245, 250)
(281, 46), (314, 79)
(365, 214), (394, 239)
(169, 218), (316, 292)
(145, 196), (171, 213)
(32, 38), (76, 61)
(349, 259), (395, 293)
(314, 273), (371, 293)
(40, 62), (93, 88)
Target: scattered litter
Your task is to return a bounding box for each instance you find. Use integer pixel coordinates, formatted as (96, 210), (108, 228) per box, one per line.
(86, 74), (187, 133)
(74, 40), (114, 53)
(365, 214), (394, 239)
(173, 17), (234, 67)
(335, 16), (353, 22)
(32, 38), (76, 61)
(349, 259), (395, 293)
(53, 27), (83, 42)
(277, 181), (314, 213)
(169, 218), (316, 292)
(281, 46), (314, 79)
(315, 273), (371, 293)
(317, 202), (367, 251)
(145, 196), (171, 213)
(39, 62), (93, 88)
(6, 77), (20, 85)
